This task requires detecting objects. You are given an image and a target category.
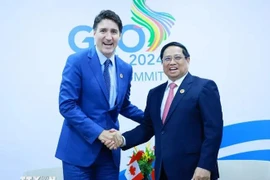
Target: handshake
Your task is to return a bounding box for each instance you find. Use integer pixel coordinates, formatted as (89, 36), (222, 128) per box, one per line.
(98, 129), (124, 150)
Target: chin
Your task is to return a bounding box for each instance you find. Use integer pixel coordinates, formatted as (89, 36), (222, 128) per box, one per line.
(169, 76), (181, 81)
(102, 51), (113, 57)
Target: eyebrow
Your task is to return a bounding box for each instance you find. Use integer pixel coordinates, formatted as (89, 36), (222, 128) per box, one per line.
(99, 28), (118, 31)
(164, 54), (182, 57)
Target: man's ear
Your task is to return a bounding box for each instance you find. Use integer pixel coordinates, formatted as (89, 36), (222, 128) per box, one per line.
(118, 33), (121, 40)
(186, 57), (190, 64)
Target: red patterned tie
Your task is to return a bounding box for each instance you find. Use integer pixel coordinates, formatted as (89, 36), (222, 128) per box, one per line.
(162, 83), (177, 124)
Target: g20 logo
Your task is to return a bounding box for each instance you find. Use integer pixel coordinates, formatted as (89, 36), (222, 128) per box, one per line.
(68, 24), (161, 66)
(68, 24), (145, 53)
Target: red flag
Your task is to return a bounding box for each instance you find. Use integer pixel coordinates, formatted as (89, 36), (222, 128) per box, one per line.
(125, 160), (144, 180)
(128, 150), (144, 165)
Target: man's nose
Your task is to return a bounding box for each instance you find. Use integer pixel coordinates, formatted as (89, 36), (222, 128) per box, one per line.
(169, 58), (177, 65)
(105, 32), (112, 40)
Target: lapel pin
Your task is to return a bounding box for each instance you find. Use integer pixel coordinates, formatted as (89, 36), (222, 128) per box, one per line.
(120, 73), (123, 78)
(180, 89), (185, 94)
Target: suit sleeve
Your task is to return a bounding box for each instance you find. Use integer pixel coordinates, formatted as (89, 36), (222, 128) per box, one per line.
(120, 66), (144, 124)
(59, 55), (103, 144)
(122, 90), (155, 150)
(197, 80), (223, 171)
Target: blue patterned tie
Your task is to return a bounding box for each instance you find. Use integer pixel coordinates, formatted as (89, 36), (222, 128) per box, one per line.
(103, 59), (111, 98)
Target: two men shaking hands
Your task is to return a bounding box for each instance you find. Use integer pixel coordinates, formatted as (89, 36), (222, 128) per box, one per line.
(98, 129), (124, 150)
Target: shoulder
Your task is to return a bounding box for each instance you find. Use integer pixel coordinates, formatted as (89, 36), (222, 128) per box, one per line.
(115, 55), (133, 74)
(66, 49), (89, 66)
(148, 82), (167, 95)
(190, 75), (220, 97)
(191, 74), (218, 88)
(116, 55), (131, 67)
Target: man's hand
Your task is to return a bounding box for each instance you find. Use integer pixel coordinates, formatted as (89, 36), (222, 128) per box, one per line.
(192, 167), (211, 180)
(104, 129), (123, 150)
(98, 130), (115, 144)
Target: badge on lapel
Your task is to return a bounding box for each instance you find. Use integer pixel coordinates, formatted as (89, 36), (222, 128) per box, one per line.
(179, 89), (185, 94)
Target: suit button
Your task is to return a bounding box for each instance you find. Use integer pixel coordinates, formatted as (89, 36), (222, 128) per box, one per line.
(161, 131), (164, 135)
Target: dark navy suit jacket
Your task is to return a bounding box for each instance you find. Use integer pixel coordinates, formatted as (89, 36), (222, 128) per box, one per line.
(123, 73), (223, 180)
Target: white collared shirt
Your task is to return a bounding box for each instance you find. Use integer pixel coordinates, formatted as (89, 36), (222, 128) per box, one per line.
(95, 46), (117, 108)
(160, 73), (188, 118)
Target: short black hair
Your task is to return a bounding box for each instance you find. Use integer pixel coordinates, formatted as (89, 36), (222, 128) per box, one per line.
(93, 10), (123, 34)
(160, 41), (190, 60)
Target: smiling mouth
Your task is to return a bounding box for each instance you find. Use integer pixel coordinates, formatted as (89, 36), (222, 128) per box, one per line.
(169, 67), (178, 72)
(103, 42), (113, 47)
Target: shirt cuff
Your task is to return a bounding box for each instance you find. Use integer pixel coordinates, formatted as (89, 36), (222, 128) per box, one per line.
(121, 135), (126, 147)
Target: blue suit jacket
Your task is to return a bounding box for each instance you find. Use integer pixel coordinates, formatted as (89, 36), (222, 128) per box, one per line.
(123, 73), (223, 180)
(55, 47), (144, 167)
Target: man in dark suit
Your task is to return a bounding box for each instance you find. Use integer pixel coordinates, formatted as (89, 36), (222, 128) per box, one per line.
(108, 42), (223, 180)
(55, 10), (144, 180)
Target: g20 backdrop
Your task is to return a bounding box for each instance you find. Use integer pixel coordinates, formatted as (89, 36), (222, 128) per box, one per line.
(1, 0), (270, 179)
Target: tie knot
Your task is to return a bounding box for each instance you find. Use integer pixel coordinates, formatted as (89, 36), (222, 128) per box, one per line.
(104, 59), (111, 67)
(169, 83), (177, 89)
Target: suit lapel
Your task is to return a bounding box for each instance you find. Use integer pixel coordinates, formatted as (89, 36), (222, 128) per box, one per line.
(115, 56), (125, 106)
(156, 82), (168, 127)
(87, 48), (109, 103)
(164, 73), (193, 125)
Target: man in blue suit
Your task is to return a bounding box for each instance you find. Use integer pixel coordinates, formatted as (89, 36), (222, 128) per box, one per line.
(55, 10), (144, 180)
(110, 42), (223, 180)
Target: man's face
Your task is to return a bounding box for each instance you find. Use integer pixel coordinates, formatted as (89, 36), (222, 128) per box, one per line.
(94, 19), (121, 58)
(162, 46), (190, 81)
